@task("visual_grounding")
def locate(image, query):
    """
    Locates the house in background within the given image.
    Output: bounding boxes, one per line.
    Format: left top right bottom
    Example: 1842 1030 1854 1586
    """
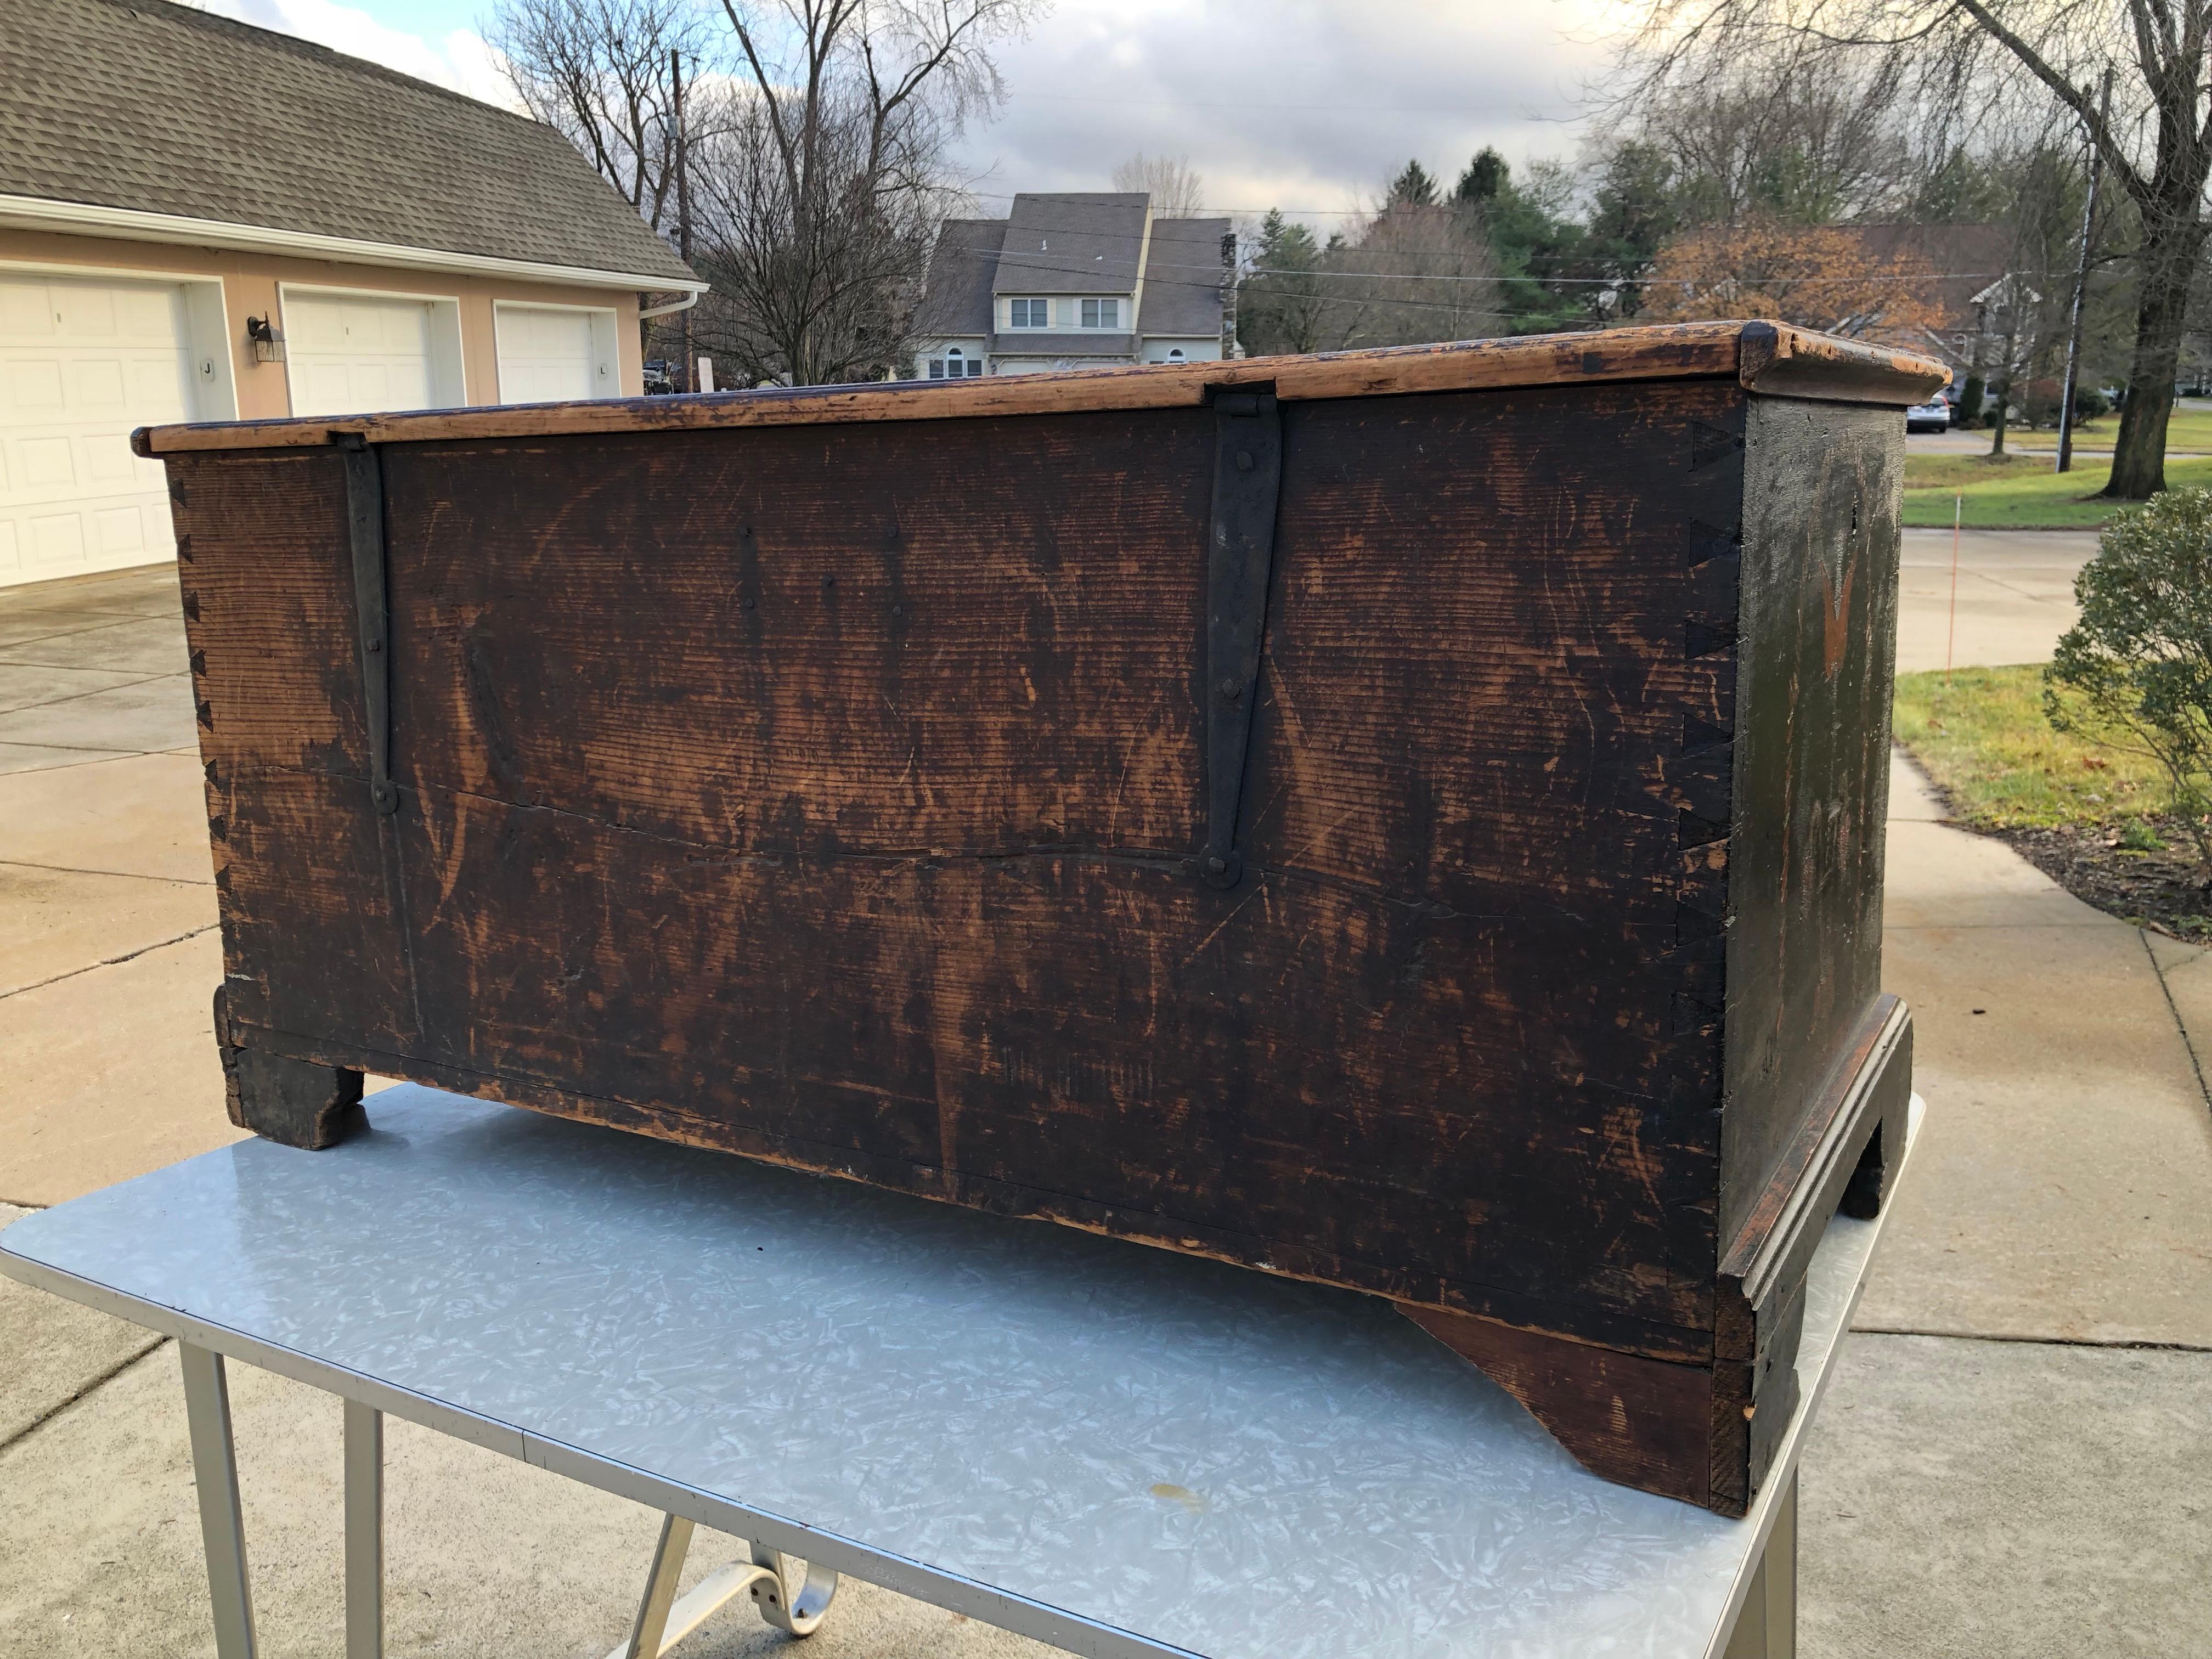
0 0 703 590
911 194 1234 379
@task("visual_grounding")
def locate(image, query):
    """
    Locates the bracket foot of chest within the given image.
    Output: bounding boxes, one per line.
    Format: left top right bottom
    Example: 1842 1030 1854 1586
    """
215 986 366 1150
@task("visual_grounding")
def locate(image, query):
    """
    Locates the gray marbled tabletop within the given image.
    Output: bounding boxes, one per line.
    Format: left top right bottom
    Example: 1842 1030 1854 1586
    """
0 1085 1916 1659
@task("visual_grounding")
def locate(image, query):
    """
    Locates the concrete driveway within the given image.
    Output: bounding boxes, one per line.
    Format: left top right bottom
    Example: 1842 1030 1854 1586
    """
2 552 2207 1657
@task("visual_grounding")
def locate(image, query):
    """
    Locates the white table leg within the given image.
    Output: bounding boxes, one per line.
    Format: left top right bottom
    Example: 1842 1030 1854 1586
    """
179 1342 257 1659
1722 1471 1798 1659
624 1513 696 1659
345 1399 383 1659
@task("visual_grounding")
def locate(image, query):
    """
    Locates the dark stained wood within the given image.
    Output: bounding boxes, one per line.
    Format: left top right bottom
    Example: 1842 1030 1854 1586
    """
213 985 364 1149
1398 1304 1722 1508
167 333 1921 1514
134 320 1948 457
1719 399 1904 1250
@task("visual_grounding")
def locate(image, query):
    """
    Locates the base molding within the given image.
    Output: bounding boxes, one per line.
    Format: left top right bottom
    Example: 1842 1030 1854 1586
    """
1398 996 1914 1514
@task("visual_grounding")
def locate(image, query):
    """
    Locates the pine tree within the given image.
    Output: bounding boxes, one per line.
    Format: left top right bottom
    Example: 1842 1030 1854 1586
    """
1385 160 1438 208
1454 148 1508 204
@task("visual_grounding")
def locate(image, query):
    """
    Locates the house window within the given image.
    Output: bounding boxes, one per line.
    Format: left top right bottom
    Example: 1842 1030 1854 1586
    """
928 358 945 378
1166 347 1185 362
1009 298 1048 328
1081 298 1121 329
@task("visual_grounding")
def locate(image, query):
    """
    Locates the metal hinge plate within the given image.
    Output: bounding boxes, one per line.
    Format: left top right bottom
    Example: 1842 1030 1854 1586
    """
1200 391 1283 888
337 433 398 815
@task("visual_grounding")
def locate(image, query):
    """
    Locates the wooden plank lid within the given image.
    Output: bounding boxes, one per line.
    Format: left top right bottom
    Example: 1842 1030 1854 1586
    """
134 319 1948 457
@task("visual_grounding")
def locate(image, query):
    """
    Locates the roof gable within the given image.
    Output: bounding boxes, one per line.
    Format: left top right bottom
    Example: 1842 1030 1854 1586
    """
992 194 1149 296
0 0 695 283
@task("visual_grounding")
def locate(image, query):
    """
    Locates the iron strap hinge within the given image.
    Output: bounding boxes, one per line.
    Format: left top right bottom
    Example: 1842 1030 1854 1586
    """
1200 391 1283 889
337 433 398 816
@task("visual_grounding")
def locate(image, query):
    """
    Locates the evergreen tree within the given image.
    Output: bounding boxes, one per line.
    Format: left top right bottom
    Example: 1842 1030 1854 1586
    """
1385 160 1439 208
1455 147 1509 204
1237 208 1330 356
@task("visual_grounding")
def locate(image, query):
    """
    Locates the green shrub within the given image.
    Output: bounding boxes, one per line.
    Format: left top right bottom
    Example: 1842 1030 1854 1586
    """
2047 487 2212 876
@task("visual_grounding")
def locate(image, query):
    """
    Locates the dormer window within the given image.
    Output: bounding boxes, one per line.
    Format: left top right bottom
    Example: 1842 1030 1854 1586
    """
1081 298 1121 328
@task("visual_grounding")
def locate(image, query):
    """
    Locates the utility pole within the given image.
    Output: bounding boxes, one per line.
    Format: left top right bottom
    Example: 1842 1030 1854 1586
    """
672 47 695 394
2057 70 2113 475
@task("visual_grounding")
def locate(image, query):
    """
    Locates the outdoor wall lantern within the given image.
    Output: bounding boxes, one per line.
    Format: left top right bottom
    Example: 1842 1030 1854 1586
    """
245 315 285 364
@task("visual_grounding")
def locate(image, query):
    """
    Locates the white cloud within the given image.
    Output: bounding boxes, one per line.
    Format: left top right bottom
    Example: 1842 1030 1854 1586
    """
185 0 1622 230
191 0 517 109
949 0 1621 229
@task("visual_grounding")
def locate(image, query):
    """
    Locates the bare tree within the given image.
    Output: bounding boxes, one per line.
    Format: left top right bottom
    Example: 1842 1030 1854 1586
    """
488 0 707 235
1620 47 1915 224
703 0 1037 385
689 83 953 385
1326 204 1503 348
1622 0 2212 499
1111 153 1205 216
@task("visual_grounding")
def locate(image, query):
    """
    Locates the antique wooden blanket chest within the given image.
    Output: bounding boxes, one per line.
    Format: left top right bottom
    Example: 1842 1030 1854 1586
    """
140 319 1943 1515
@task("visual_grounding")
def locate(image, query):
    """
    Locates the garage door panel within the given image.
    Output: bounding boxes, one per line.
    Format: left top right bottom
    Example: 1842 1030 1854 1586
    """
29 512 86 567
1 272 190 588
8 359 64 411
94 505 148 556
285 290 439 418
21 437 76 489
496 304 610 405
62 287 116 335
77 358 128 409
114 287 174 338
0 281 50 336
128 355 190 414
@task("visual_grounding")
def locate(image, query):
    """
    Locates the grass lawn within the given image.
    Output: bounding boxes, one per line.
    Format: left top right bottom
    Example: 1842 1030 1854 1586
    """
1893 664 2166 830
1894 664 2212 935
1900 453 2212 529
2059 406 2212 452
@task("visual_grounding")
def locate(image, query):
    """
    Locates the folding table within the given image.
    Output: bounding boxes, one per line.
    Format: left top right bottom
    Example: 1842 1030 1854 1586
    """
0 1085 1920 1658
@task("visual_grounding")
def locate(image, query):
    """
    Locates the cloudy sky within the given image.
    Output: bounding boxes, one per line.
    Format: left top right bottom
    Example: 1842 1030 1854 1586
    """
198 0 1623 227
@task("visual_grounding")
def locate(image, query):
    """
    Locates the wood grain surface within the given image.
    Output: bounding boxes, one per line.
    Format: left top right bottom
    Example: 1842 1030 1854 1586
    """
172 364 1911 1514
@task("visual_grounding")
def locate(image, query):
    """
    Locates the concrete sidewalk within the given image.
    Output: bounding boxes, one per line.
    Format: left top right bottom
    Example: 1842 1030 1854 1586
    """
1896 526 2096 675
3 553 2208 1657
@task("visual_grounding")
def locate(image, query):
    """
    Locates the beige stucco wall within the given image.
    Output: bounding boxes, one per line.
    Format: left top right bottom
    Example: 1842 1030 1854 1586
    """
0 225 649 414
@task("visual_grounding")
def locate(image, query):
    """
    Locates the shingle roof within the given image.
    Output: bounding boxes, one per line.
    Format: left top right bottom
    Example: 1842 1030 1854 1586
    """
989 333 1137 358
915 218 1004 336
1137 218 1232 337
991 194 1150 296
0 0 696 283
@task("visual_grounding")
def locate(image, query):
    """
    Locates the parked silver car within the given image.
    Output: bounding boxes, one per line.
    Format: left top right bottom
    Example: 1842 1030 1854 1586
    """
1905 396 1951 434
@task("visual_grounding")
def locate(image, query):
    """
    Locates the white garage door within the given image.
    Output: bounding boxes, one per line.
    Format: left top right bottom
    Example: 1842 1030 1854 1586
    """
496 304 614 404
0 272 193 588
285 290 437 417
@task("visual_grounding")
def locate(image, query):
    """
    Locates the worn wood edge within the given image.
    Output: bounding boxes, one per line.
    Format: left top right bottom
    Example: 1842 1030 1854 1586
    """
1395 1303 1723 1510
132 320 1939 456
218 1011 1714 1363
1738 320 1950 405
1717 994 1912 1306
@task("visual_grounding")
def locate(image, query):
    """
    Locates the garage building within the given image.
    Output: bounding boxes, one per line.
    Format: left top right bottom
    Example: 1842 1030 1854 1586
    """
0 0 704 590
